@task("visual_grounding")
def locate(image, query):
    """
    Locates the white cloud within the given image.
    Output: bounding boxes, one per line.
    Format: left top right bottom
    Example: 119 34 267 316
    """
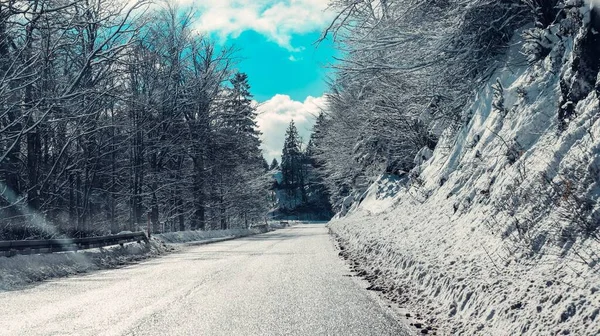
191 0 334 51
288 55 302 62
256 94 327 161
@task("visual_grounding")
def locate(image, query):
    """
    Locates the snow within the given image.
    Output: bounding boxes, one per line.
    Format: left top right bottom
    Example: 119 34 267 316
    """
266 220 297 229
0 224 406 336
0 226 275 292
156 226 270 244
0 240 168 292
329 30 600 335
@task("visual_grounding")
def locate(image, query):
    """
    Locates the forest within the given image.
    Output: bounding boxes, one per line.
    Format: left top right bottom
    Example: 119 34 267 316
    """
0 0 270 239
3 0 600 246
270 118 333 221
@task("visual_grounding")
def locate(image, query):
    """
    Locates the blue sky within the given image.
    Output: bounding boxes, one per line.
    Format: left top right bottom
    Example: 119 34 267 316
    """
186 0 337 161
230 30 334 103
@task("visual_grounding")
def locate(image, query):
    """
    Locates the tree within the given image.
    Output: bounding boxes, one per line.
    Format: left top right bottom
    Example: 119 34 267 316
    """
210 72 268 229
269 158 279 170
303 114 333 218
0 0 271 239
315 0 529 211
272 118 332 220
281 120 303 189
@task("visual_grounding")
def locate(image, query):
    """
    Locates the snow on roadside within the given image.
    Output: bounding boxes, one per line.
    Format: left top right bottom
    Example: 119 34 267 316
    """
156 226 270 244
329 30 600 335
0 225 274 292
0 240 167 292
331 187 600 335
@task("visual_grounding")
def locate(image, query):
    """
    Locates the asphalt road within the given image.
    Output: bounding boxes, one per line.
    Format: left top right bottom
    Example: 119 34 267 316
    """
0 223 408 336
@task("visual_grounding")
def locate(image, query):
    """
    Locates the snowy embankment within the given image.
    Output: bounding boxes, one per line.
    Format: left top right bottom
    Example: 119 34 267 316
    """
330 20 600 336
0 239 168 291
0 226 274 292
156 226 271 244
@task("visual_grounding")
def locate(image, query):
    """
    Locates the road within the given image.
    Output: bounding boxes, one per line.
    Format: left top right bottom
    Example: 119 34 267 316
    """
0 223 408 336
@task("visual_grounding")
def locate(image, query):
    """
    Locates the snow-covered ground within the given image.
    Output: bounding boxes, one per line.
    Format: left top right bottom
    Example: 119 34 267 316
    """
0 225 276 292
156 226 270 244
329 15 600 335
0 239 168 292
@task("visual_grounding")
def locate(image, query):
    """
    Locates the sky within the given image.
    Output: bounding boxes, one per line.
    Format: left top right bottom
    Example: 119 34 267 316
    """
189 0 337 162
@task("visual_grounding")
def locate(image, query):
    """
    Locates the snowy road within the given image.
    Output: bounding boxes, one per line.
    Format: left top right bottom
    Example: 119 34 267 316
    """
0 223 408 336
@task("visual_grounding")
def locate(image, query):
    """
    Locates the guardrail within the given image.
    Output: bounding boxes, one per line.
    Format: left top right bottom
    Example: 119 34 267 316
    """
0 232 149 257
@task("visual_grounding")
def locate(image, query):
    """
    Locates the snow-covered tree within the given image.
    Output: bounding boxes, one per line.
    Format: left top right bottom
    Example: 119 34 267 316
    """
0 0 271 239
314 0 530 210
273 119 332 219
281 120 303 191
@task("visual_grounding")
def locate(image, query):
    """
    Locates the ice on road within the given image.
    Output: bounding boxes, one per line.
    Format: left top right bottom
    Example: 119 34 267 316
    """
0 224 408 336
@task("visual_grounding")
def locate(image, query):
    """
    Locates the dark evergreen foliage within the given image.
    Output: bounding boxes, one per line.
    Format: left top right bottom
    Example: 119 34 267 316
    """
273 119 333 220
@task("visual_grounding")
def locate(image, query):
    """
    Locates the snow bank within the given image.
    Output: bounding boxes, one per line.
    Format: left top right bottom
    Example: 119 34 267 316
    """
0 240 167 291
0 226 275 292
330 27 600 335
156 226 270 244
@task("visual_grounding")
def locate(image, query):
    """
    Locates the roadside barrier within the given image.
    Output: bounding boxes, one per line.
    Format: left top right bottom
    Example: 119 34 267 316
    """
0 232 148 257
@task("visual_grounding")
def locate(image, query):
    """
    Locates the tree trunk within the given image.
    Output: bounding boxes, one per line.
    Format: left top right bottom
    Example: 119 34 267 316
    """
192 158 206 230
26 128 40 211
0 7 21 219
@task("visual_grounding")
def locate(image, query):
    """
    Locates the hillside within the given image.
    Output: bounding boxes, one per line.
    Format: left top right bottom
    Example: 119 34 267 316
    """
326 1 600 335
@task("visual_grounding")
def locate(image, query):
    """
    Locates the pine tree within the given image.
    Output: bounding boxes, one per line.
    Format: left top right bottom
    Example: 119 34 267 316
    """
306 112 327 165
272 118 333 219
269 158 279 170
226 72 262 162
304 113 334 218
211 72 269 229
281 120 303 189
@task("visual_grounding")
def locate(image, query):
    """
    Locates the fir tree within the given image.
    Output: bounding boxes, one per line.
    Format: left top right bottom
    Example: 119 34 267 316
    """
281 120 303 189
269 158 280 170
273 118 332 219
210 72 269 230
304 113 334 218
225 72 262 163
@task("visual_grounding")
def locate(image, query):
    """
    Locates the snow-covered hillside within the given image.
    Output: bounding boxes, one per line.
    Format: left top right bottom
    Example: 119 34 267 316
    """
330 3 600 335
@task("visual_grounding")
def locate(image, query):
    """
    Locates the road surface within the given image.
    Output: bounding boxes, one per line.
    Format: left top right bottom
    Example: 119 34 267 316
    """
0 223 408 336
